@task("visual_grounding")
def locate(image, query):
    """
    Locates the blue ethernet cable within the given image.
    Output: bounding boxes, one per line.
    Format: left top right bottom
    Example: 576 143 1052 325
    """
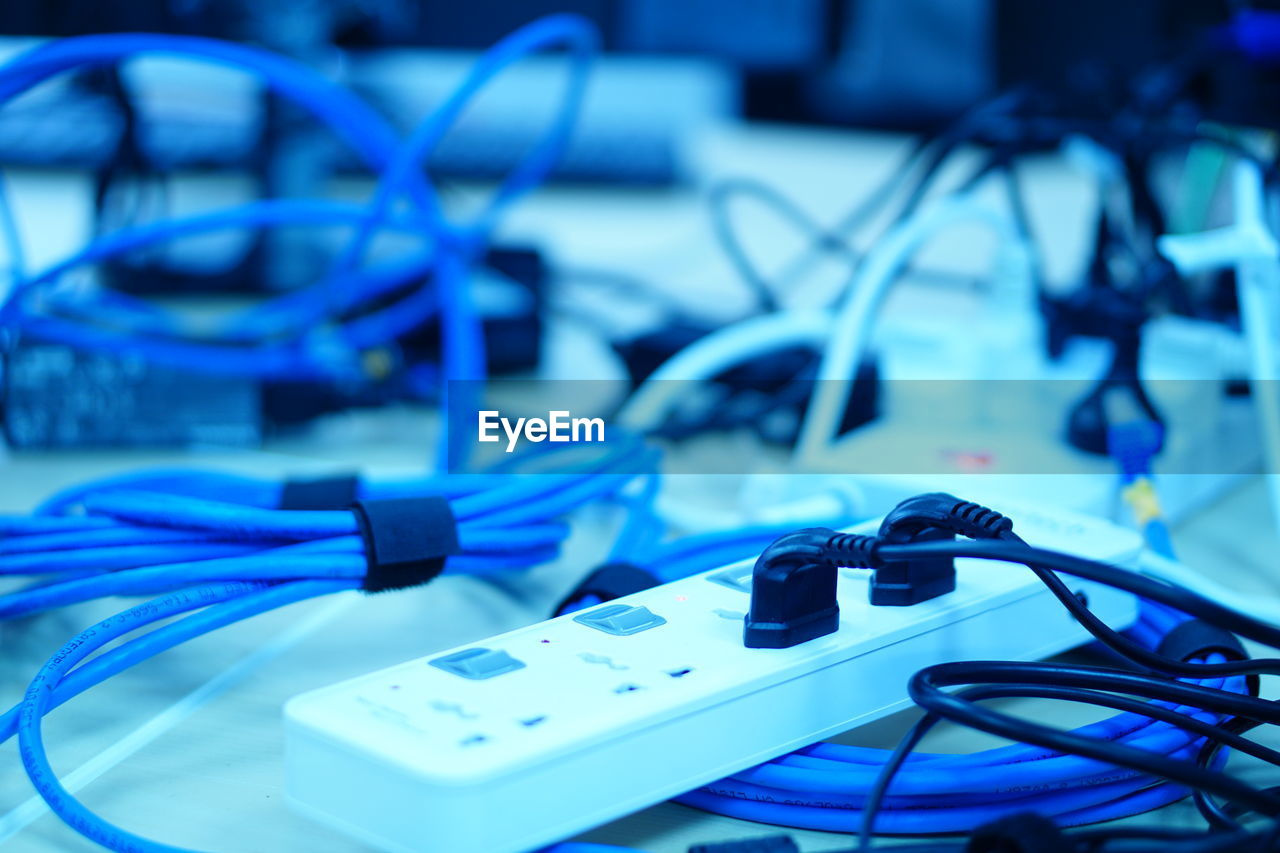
16 435 656 574
0 202 444 380
0 440 660 619
0 449 656 853
0 577 652 853
1 199 437 332
0 582 273 743
0 19 591 288
675 653 1240 834
0 34 421 200
321 14 596 439
0 18 598 409
1108 419 1177 561
13 580 360 853
0 45 446 369
337 12 597 269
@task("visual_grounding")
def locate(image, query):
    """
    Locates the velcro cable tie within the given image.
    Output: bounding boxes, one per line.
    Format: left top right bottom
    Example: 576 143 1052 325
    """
279 474 360 510
1157 618 1258 696
352 497 459 592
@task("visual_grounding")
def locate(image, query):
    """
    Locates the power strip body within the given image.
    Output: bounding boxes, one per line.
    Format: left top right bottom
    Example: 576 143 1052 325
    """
285 504 1141 853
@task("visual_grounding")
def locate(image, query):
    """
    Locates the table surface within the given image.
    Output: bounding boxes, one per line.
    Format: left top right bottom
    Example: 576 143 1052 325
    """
1 119 1278 853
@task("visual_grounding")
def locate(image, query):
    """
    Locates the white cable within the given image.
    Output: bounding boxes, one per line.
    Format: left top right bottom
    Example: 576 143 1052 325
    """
617 193 1034 447
795 192 1034 464
615 310 832 431
1157 159 1280 541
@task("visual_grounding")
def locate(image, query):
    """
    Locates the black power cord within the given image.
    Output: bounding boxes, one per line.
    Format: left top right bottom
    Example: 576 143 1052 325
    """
744 493 1280 853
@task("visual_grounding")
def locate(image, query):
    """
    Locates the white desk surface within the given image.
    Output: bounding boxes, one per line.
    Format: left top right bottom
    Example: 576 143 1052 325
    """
1 120 1277 852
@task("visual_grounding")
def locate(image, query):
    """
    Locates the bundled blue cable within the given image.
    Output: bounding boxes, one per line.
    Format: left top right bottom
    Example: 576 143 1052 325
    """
0 439 660 621
0 432 660 853
675 644 1241 835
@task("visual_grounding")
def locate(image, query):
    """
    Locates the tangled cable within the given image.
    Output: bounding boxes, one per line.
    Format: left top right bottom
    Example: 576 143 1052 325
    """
667 492 1280 852
0 16 596 409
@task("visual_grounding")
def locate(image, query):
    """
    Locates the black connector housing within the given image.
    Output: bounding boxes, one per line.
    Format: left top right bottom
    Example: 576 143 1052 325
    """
613 321 879 448
871 493 959 606
871 492 1014 606
743 529 841 649
742 493 1016 648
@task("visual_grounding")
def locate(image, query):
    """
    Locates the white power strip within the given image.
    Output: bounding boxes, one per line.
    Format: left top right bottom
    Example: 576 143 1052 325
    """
284 503 1141 853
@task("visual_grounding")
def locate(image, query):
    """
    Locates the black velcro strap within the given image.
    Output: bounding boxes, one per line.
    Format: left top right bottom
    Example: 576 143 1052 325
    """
352 497 459 592
1157 618 1258 696
279 474 360 510
554 562 661 616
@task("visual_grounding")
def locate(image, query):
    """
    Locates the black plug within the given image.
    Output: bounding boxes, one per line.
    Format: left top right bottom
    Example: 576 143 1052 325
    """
871 493 1015 606
743 529 839 649
743 529 878 649
742 493 1015 647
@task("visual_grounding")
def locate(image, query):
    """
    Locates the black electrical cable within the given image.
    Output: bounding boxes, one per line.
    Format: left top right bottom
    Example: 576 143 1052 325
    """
922 682 1280 765
704 87 1034 316
818 521 1280 851
875 539 1280 680
707 175 989 315
708 177 845 313
907 674 1280 820
907 662 1278 742
857 680 1280 853
890 88 1035 225
1193 716 1274 831
742 509 1280 850
908 528 1270 689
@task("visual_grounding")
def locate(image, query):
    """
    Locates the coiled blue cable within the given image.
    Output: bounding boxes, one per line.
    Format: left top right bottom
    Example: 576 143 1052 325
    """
0 573 657 852
0 438 658 853
13 580 359 853
0 439 659 620
675 652 1238 834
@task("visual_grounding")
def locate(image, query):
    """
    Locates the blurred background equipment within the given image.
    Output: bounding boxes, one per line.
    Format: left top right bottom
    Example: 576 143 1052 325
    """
5 5 1280 853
